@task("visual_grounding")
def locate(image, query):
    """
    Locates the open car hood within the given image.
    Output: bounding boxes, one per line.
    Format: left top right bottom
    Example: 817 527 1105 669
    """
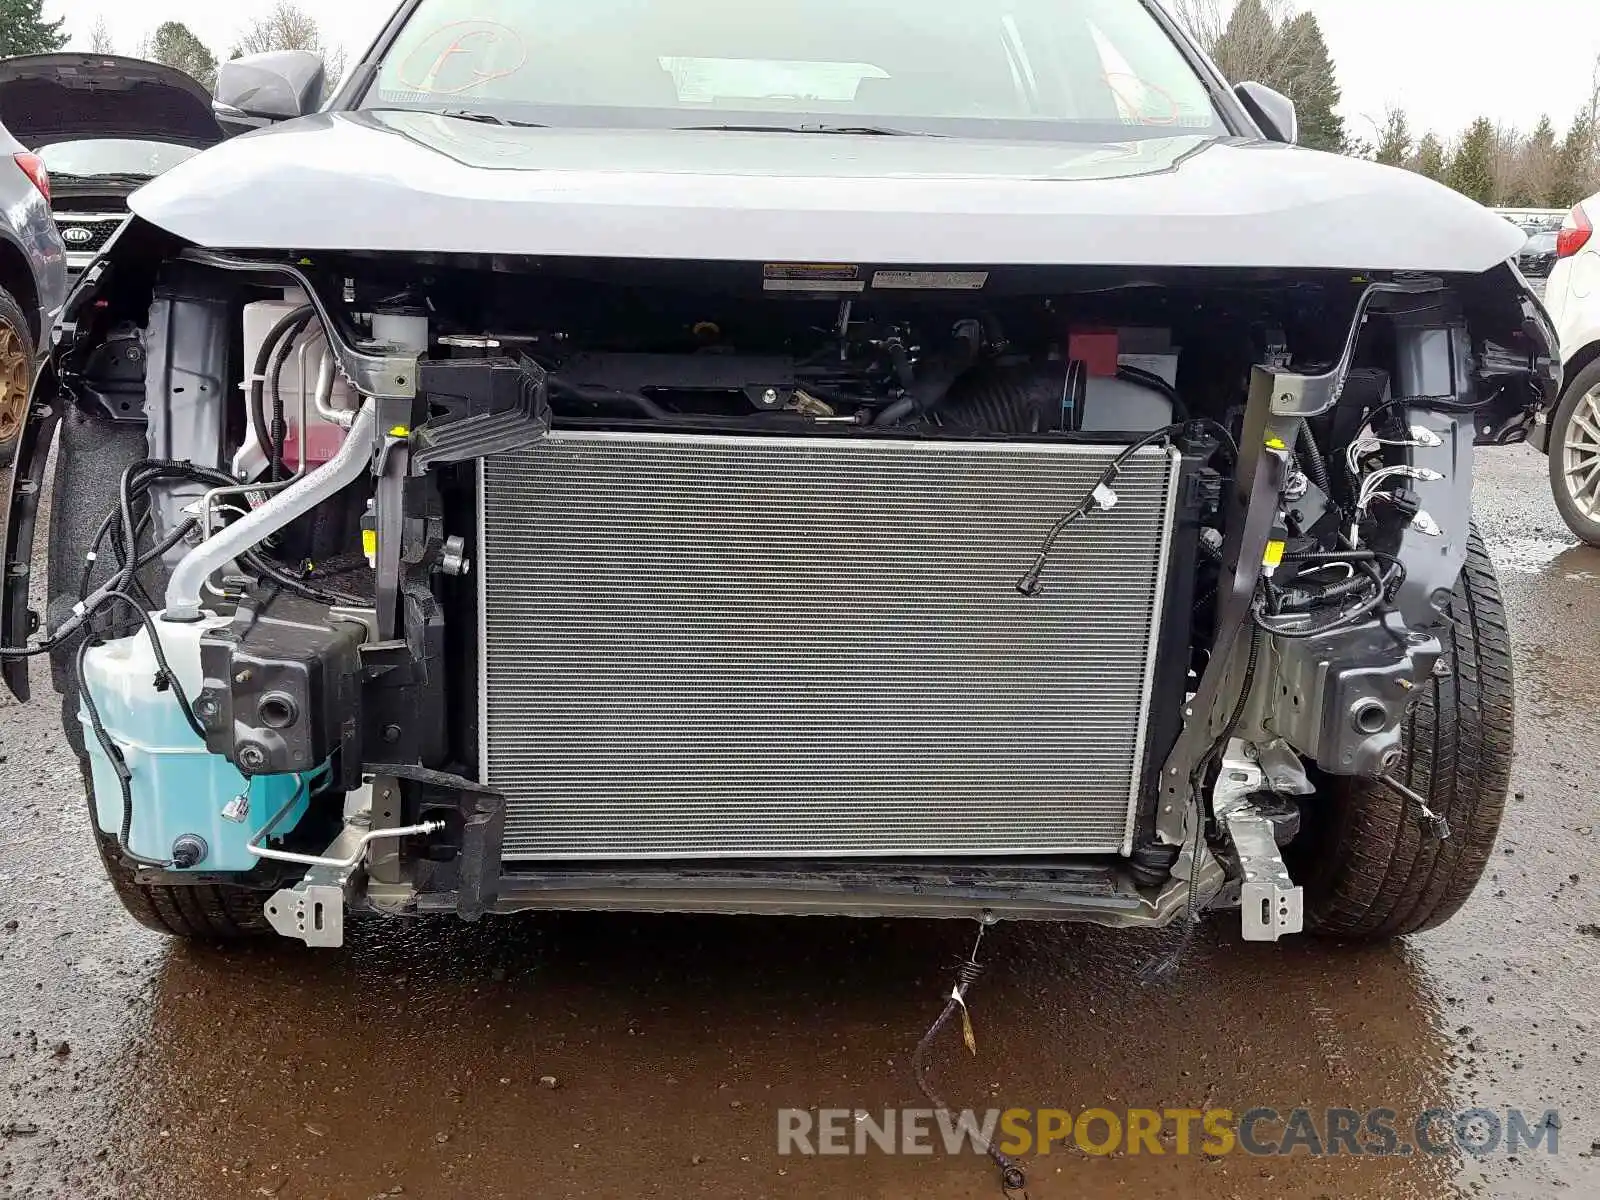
130 111 1525 273
0 54 223 149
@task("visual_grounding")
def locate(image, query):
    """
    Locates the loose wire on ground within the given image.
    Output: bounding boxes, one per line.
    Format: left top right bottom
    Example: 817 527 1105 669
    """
912 926 1028 1195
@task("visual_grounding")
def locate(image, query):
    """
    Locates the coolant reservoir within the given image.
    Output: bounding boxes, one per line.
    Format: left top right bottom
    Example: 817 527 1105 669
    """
235 292 361 478
79 615 307 872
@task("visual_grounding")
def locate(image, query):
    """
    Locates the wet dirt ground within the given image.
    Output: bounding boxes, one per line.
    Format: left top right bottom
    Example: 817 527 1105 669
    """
1 445 1597 1200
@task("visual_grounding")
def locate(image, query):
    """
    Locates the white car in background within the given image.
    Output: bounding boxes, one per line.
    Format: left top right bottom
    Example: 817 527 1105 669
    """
1542 199 1600 543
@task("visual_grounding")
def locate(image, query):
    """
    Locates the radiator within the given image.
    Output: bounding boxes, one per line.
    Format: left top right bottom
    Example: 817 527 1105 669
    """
478 431 1181 860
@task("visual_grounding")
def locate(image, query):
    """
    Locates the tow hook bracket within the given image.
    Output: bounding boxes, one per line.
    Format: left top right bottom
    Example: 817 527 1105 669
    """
265 883 345 947
1214 749 1305 943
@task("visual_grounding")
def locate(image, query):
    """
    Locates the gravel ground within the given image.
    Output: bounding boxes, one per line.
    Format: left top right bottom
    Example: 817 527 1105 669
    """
0 444 1596 1200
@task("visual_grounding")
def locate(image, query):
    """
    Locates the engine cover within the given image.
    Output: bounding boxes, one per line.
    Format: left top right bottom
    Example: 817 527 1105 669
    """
478 431 1183 860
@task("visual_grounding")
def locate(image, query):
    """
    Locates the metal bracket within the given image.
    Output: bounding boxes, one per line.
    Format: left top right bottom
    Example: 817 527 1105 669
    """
1213 746 1304 942
175 249 418 400
1266 278 1443 418
264 883 346 948
262 818 365 948
260 808 444 948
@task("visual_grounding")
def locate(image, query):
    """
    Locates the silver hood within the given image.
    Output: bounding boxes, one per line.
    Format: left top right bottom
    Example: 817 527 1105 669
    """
130 110 1522 272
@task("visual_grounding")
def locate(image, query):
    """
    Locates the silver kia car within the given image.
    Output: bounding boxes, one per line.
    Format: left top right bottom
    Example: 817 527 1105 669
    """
0 118 66 467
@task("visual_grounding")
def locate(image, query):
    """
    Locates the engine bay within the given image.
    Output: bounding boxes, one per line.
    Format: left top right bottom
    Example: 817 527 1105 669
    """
0 226 1558 941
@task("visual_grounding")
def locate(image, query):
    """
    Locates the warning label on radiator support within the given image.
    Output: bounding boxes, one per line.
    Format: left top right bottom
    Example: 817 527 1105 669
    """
762 262 866 293
871 270 990 290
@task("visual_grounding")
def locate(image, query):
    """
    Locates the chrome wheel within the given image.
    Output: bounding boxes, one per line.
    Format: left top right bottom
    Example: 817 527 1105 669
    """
0 323 26 449
1561 384 1600 520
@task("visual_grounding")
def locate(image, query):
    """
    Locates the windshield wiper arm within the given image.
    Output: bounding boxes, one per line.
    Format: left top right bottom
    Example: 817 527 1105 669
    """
679 123 943 137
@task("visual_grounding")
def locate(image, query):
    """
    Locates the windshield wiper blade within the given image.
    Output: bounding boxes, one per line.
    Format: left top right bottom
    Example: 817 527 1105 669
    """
436 108 546 128
365 106 547 128
50 171 153 187
679 123 942 137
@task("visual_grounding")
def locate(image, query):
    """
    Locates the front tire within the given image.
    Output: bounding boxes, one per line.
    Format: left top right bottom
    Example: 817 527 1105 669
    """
1293 528 1513 940
0 285 35 469
91 824 273 939
1548 357 1600 546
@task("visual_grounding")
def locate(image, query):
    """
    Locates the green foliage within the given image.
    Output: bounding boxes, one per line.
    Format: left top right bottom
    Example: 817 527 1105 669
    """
1445 118 1497 205
0 0 66 56
1412 132 1447 182
1550 110 1597 209
1208 2 1345 153
1374 110 1412 168
1276 13 1345 153
148 21 219 93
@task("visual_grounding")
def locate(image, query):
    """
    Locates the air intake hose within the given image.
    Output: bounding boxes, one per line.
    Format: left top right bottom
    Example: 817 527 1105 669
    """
929 362 1072 434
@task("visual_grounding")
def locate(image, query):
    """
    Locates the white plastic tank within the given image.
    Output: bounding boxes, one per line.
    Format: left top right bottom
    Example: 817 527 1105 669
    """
234 291 361 478
79 614 306 871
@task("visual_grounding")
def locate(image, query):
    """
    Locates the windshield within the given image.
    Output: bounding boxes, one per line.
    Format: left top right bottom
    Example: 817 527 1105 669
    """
365 0 1225 141
39 139 202 181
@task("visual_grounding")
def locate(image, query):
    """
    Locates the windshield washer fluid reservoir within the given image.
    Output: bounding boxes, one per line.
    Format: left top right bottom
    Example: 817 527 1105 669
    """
80 614 307 871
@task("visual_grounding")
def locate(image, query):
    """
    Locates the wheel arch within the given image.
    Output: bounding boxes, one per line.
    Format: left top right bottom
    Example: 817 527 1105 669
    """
0 231 40 345
1562 338 1600 401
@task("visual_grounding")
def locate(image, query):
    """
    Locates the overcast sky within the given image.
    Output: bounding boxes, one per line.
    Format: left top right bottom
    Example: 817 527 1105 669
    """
40 0 1600 143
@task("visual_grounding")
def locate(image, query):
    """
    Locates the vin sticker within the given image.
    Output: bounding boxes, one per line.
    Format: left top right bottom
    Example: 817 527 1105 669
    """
872 270 990 290
763 263 865 293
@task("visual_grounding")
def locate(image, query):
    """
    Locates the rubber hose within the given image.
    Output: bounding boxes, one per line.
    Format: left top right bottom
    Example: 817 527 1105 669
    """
248 304 315 478
267 313 315 481
930 364 1068 434
1116 363 1191 422
1295 417 1332 495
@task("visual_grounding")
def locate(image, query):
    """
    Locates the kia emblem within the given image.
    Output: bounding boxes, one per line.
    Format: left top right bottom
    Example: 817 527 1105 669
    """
61 226 94 245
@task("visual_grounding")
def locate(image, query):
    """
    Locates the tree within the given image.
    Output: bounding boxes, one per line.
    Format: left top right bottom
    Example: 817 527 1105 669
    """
1207 0 1282 83
1277 12 1344 153
88 15 115 54
147 21 219 93
1550 111 1597 209
231 0 333 58
229 1 346 98
1518 114 1559 208
1186 1 1346 153
1548 61 1600 209
1446 118 1497 205
1412 132 1447 183
1373 108 1412 168
0 0 67 56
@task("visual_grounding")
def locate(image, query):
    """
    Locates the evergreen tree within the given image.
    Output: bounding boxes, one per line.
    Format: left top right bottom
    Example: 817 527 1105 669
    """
0 0 67 56
1520 114 1559 205
1278 13 1345 153
1550 110 1598 209
1412 132 1447 182
1446 118 1497 205
1209 3 1347 153
147 21 219 93
1374 109 1412 167
1209 0 1279 85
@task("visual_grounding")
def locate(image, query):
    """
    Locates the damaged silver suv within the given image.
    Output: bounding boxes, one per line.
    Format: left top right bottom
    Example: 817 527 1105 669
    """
0 0 1558 951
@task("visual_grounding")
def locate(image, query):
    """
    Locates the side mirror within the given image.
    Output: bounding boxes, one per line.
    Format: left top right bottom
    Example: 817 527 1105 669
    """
214 51 326 128
1234 81 1298 145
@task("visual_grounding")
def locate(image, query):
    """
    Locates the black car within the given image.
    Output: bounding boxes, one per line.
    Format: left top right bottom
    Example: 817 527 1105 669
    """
1520 229 1559 277
0 55 224 274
